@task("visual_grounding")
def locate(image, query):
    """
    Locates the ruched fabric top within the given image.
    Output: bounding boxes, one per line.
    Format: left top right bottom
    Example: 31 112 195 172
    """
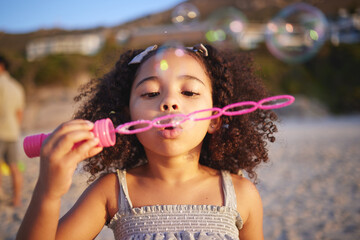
107 170 243 240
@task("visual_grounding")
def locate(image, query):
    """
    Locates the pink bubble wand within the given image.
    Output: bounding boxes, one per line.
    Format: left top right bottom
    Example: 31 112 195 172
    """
23 95 294 158
23 118 116 158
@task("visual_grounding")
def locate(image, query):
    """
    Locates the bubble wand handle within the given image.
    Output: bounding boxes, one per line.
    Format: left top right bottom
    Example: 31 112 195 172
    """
23 118 116 158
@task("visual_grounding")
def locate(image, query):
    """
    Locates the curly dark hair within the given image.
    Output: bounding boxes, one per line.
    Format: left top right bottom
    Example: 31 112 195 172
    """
74 44 278 182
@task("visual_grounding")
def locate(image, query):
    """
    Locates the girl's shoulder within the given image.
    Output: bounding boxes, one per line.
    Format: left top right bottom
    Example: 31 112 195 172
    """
92 171 119 192
229 172 262 224
229 172 258 196
89 172 120 221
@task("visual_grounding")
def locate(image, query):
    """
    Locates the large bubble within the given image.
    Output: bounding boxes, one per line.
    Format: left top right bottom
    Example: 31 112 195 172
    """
171 2 200 28
265 3 329 63
153 41 188 79
205 7 248 48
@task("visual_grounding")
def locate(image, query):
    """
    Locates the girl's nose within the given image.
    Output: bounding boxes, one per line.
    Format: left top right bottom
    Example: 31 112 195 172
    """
160 89 179 112
161 103 179 111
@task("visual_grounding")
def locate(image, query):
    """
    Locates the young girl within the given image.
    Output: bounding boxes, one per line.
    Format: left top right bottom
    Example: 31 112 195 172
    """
17 43 278 240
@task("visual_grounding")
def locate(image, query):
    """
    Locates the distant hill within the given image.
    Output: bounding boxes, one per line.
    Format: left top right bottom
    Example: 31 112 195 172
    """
0 0 358 54
1 0 359 115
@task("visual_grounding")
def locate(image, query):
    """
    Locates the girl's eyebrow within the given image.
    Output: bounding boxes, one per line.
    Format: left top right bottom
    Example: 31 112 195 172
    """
135 76 157 88
178 75 205 86
135 74 206 89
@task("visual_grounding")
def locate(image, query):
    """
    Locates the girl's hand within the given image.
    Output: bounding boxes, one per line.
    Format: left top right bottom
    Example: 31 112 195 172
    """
36 119 103 200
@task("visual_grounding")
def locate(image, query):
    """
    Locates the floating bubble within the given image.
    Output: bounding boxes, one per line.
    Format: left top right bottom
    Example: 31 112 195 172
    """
265 2 329 63
154 41 187 78
172 2 200 28
205 7 248 47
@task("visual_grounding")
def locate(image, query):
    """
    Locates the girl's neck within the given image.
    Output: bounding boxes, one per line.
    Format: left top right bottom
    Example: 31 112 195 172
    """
140 146 204 185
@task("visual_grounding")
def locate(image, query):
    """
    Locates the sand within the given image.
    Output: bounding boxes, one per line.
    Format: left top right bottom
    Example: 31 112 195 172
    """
258 116 360 240
0 88 359 240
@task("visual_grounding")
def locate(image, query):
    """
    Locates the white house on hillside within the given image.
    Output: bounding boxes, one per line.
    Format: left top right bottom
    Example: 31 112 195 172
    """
26 33 105 61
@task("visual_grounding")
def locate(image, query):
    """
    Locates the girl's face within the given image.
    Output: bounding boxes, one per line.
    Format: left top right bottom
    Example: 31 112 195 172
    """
129 49 215 158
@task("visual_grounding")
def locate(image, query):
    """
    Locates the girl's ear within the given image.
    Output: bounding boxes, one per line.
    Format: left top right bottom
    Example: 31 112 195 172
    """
208 118 222 134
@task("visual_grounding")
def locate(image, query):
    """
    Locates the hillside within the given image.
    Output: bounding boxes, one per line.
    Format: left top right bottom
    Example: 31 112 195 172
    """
0 0 358 53
0 0 359 114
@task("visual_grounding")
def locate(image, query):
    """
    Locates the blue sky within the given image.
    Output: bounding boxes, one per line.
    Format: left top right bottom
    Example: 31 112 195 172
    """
0 0 185 34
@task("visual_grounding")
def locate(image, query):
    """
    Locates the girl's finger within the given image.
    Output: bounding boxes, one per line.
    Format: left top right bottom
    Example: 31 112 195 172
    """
46 120 94 145
66 138 103 163
42 130 96 159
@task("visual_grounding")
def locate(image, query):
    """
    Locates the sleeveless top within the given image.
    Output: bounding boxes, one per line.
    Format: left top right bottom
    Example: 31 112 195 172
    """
107 170 243 240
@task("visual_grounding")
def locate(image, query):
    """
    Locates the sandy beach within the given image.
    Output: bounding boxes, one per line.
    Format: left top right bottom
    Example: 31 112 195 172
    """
258 116 360 240
0 88 359 240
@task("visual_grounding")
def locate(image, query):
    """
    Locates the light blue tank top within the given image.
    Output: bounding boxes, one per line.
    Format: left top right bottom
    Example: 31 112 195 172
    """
108 169 243 239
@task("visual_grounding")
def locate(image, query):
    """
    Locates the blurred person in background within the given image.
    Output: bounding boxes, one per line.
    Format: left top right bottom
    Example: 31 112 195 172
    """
0 55 25 207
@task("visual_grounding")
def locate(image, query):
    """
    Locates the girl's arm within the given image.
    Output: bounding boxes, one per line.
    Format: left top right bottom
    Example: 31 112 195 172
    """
233 176 264 240
56 173 119 239
16 120 104 240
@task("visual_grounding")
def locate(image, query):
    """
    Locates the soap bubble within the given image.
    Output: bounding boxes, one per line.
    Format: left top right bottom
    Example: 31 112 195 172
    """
205 7 248 47
154 41 187 78
172 2 200 28
265 2 329 63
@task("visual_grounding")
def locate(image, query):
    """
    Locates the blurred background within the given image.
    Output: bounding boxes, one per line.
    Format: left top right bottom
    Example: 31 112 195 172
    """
0 0 359 239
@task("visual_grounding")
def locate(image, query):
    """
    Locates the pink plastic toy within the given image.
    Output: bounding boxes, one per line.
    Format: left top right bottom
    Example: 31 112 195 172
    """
23 118 115 158
258 94 295 110
115 95 295 134
23 133 51 158
222 101 258 116
23 95 294 158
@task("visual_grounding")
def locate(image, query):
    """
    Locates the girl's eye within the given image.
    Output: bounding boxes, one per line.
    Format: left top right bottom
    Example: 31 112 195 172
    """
141 92 160 98
182 91 200 97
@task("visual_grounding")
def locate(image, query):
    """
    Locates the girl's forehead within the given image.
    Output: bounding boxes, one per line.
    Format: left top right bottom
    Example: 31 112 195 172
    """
136 49 208 77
